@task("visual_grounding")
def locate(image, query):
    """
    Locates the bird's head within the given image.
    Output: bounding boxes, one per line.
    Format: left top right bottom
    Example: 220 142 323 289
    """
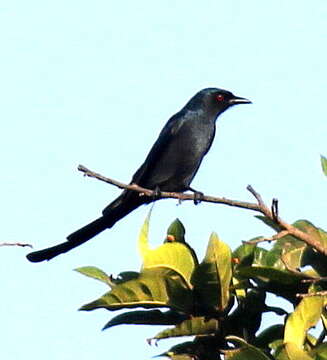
187 87 252 116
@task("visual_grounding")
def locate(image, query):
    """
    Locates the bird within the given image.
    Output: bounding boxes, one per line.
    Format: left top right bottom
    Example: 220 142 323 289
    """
27 88 251 262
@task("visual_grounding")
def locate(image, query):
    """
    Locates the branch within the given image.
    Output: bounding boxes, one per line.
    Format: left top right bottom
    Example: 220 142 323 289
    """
77 164 327 256
78 165 260 210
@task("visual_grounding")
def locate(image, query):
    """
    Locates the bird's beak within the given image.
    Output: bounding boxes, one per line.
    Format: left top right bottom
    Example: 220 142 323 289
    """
228 96 252 105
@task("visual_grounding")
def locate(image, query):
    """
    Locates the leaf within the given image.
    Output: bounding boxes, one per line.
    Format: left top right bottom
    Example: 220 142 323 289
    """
309 342 327 360
155 342 198 359
110 271 140 285
284 293 325 348
255 215 283 232
151 316 219 341
74 266 112 285
79 267 193 312
282 247 307 271
231 276 247 299
294 220 327 249
321 306 327 333
224 336 272 359
155 338 219 360
165 218 199 265
255 218 327 265
137 209 152 258
232 243 259 298
237 265 306 285
103 309 187 330
252 247 269 266
161 355 193 360
191 233 232 311
253 324 284 349
166 218 186 243
321 155 327 176
138 212 196 285
284 342 314 360
227 290 266 339
232 242 257 266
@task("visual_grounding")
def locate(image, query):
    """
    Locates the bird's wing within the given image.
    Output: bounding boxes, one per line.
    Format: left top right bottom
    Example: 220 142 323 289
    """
131 110 188 186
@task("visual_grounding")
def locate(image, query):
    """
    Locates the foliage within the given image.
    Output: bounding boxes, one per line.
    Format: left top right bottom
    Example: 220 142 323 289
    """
321 155 327 177
76 162 327 359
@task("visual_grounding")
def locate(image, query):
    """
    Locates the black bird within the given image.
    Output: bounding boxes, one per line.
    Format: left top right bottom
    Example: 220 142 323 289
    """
27 88 251 262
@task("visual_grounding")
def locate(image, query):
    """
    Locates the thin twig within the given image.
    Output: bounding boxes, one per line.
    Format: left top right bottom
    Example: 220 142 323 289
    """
0 242 33 248
244 230 290 245
77 164 327 256
296 291 327 298
302 277 327 283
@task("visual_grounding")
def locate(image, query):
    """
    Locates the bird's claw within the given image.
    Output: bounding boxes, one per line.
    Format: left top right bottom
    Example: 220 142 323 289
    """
193 191 204 205
187 186 204 205
152 186 162 200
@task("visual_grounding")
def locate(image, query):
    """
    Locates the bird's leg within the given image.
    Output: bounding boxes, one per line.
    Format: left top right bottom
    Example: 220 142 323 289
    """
187 186 204 205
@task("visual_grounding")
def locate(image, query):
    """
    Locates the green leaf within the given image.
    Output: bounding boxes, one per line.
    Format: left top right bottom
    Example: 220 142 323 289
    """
155 342 198 359
284 293 325 348
232 243 259 298
232 242 257 266
255 219 327 268
252 247 269 266
282 246 307 270
80 267 193 312
151 316 219 341
138 213 196 285
166 218 186 243
74 266 112 285
224 336 272 359
321 155 327 176
237 265 306 285
191 233 232 311
253 324 284 349
255 215 283 232
227 290 266 339
294 220 327 249
309 342 327 360
103 309 187 330
165 218 199 265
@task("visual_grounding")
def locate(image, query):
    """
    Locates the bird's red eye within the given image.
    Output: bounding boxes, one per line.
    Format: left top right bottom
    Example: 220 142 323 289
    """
216 94 224 102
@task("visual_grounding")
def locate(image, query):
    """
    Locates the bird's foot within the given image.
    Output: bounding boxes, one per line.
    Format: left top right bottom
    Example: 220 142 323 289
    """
188 187 204 205
152 186 162 200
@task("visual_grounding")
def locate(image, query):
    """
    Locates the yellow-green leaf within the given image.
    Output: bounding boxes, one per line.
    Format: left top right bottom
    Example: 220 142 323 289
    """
151 316 219 341
224 336 272 359
284 294 324 348
74 266 112 286
138 212 196 285
80 267 193 312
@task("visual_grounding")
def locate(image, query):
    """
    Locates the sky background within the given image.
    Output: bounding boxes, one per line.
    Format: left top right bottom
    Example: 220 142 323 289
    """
1 1 326 359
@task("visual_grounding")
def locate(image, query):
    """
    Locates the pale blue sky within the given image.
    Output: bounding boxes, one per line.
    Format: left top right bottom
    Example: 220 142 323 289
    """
1 1 326 359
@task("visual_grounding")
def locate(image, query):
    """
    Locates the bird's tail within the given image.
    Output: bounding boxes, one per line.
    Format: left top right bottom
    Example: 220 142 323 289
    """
26 216 108 262
26 191 147 263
